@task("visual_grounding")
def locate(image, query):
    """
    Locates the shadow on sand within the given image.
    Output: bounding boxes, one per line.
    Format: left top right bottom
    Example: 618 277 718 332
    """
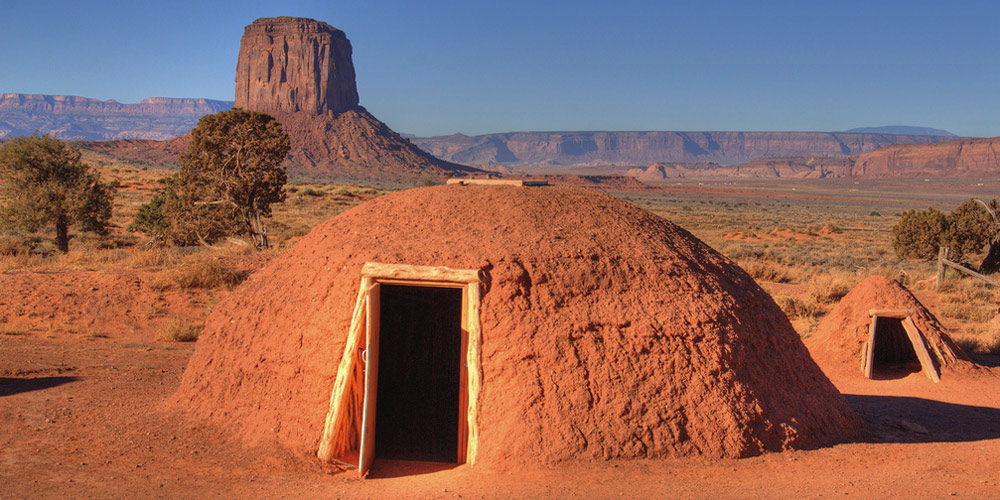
0 376 79 397
844 394 1000 444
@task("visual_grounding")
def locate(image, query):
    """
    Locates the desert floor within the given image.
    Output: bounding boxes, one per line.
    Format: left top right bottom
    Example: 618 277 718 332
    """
2 330 998 499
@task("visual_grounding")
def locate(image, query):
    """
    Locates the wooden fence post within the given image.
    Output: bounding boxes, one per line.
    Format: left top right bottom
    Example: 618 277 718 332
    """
936 246 948 289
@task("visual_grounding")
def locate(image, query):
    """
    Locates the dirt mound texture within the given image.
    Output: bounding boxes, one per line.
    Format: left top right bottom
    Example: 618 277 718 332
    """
811 276 971 370
172 185 859 467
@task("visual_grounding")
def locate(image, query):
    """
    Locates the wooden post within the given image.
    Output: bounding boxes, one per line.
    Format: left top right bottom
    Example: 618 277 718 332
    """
936 246 948 289
317 277 372 462
359 283 381 477
901 317 941 383
465 282 482 466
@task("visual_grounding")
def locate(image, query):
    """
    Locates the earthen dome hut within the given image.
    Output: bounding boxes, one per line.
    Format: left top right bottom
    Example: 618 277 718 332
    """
811 276 971 381
173 184 859 473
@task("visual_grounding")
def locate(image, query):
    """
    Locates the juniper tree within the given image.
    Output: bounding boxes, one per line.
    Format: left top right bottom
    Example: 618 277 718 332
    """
176 108 290 249
0 134 114 252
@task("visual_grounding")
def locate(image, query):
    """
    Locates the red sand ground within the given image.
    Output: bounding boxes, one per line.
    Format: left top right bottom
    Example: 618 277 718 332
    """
2 328 997 499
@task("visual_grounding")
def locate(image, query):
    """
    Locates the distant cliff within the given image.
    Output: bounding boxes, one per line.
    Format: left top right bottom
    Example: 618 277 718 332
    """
626 156 856 180
0 94 233 140
853 137 1000 177
409 131 955 167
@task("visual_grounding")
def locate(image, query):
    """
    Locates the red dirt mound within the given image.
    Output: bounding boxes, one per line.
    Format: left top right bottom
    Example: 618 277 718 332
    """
810 276 972 374
172 185 859 468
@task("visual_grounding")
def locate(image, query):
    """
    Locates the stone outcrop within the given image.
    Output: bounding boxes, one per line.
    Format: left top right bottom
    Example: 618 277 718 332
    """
410 131 955 167
852 137 1000 177
234 17 359 115
0 94 232 140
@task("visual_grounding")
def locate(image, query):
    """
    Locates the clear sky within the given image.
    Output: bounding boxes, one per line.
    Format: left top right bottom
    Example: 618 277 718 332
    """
1 0 998 137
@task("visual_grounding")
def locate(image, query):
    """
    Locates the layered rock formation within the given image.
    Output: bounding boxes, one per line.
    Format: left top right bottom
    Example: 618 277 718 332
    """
852 137 1000 177
233 17 478 183
410 131 954 167
235 18 358 115
625 157 854 180
0 94 232 140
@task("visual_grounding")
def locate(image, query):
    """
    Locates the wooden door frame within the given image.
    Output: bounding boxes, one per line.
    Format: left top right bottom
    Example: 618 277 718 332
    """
317 263 484 476
862 309 940 383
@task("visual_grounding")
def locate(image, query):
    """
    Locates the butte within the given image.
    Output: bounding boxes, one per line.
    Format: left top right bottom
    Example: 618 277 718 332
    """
234 16 479 183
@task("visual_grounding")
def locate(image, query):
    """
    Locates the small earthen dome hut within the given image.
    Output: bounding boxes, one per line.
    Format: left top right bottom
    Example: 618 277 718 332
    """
173 185 859 471
811 276 971 381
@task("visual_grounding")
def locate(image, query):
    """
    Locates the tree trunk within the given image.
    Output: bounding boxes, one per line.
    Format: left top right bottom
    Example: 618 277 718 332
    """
254 210 269 250
55 217 70 253
979 240 1000 275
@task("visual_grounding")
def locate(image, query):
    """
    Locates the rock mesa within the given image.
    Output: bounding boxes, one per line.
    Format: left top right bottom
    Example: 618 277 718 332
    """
235 17 358 115
853 137 1000 177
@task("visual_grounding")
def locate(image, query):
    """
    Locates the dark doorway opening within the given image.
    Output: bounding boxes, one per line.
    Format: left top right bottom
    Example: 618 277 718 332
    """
375 284 462 463
871 316 921 378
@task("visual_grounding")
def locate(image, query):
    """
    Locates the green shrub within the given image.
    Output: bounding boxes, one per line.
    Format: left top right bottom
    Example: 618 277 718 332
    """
944 199 994 260
891 207 948 260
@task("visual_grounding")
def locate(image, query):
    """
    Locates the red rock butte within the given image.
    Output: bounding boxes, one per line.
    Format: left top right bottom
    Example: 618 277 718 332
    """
172 185 860 470
231 16 478 183
235 17 358 115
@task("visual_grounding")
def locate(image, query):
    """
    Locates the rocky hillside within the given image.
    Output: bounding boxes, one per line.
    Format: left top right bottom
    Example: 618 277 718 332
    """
0 94 232 140
409 131 954 167
853 136 1000 177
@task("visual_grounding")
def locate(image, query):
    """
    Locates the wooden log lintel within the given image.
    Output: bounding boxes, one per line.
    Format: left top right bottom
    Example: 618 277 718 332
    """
361 262 481 283
868 309 910 318
446 178 549 187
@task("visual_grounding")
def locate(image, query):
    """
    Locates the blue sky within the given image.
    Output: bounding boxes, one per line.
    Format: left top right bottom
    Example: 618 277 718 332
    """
1 0 998 137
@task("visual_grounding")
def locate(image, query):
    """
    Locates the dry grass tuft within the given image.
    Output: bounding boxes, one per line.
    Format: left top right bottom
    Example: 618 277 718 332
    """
938 302 995 323
172 258 248 290
774 294 825 321
807 274 852 304
158 318 201 342
739 259 791 283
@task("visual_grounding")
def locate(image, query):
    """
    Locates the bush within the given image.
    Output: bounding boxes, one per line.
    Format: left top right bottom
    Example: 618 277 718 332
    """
891 199 998 262
944 199 993 260
891 207 948 260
